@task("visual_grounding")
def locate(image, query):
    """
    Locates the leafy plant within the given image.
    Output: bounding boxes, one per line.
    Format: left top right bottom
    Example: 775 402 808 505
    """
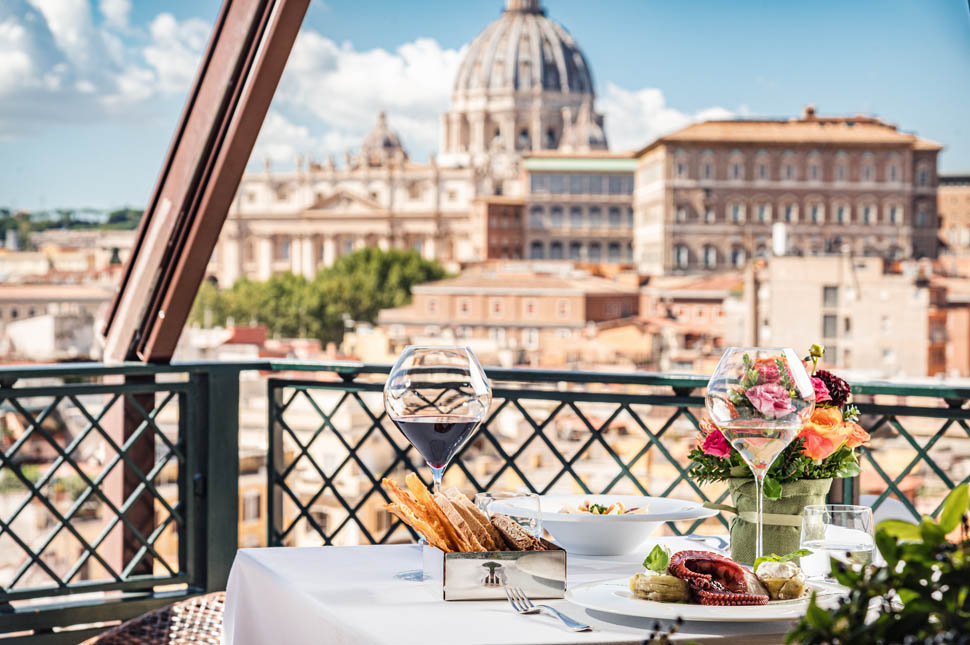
787 483 970 644
753 548 811 574
643 544 672 572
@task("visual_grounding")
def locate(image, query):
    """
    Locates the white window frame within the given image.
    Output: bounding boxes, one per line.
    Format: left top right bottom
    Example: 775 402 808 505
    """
674 244 690 269
703 245 717 269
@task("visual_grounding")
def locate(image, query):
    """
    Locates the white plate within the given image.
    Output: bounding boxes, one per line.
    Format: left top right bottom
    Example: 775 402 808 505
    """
566 577 847 623
490 495 718 556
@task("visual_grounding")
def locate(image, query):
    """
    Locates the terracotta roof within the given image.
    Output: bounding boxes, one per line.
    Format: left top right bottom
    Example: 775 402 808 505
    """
642 272 743 296
638 115 942 154
412 269 637 295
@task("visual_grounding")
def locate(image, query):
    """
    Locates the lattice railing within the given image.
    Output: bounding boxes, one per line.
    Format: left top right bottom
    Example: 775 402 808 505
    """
267 367 970 549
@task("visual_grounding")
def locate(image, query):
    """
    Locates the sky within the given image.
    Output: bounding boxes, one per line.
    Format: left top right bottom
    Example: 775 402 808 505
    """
0 0 968 211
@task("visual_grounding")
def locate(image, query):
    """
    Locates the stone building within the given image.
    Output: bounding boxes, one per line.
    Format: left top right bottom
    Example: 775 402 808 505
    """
375 263 638 366
208 0 609 286
634 106 942 275
939 174 970 254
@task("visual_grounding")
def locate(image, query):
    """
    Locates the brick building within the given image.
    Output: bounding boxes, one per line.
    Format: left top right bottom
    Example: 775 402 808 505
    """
634 106 942 275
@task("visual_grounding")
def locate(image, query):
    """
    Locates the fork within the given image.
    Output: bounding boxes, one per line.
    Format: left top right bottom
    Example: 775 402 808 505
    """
503 585 591 632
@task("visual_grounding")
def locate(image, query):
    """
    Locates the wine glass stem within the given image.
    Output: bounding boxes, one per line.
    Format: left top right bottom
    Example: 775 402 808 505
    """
753 470 765 562
430 466 444 493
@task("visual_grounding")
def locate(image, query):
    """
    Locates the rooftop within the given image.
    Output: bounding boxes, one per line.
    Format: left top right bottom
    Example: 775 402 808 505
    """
412 266 638 295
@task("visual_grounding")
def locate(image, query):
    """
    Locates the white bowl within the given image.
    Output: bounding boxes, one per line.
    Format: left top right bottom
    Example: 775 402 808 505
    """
491 494 718 556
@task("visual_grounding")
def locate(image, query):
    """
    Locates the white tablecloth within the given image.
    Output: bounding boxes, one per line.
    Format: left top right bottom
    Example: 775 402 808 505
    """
222 537 793 645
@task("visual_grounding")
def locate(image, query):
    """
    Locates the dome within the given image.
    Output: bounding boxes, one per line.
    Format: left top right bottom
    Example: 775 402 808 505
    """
453 0 594 96
360 111 407 165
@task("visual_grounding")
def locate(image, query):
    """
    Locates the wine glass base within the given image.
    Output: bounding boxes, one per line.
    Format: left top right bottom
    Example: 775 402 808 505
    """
394 569 429 582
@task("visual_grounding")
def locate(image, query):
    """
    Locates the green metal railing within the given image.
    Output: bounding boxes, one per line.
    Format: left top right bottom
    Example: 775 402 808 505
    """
1 359 968 642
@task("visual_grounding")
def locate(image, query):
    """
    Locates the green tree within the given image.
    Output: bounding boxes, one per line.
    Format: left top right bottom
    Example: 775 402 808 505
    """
187 247 446 343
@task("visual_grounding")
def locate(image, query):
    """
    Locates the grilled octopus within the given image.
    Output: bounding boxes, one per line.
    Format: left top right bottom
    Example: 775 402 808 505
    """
668 550 769 606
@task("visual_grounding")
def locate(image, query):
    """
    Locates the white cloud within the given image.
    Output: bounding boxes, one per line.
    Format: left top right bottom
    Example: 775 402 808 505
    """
26 0 97 68
598 82 734 151
142 13 210 94
99 0 130 31
0 19 34 93
270 32 463 161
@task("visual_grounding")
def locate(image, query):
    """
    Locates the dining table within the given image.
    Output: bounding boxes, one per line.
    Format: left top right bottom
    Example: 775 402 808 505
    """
222 535 799 645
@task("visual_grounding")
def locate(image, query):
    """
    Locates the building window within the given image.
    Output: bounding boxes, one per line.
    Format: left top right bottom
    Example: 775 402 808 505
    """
490 298 504 317
809 162 820 181
568 174 584 194
783 163 794 180
675 160 688 179
844 317 852 334
529 241 544 259
588 174 603 194
675 207 687 223
757 161 768 180
702 161 713 180
730 161 743 180
836 204 848 224
588 241 602 261
823 286 839 307
730 203 744 223
528 206 544 229
546 127 557 148
918 166 929 186
888 164 899 183
836 160 847 182
243 490 261 523
523 328 539 349
549 174 565 194
550 241 564 259
810 204 824 223
524 299 537 317
862 205 874 224
823 314 838 339
674 244 689 269
427 298 438 315
626 242 633 261
756 204 770 223
568 241 582 259
704 208 715 223
279 239 291 261
519 128 531 149
607 242 622 261
530 173 547 193
556 299 570 318
549 206 564 228
703 245 717 269
626 207 634 227
916 207 929 227
608 207 622 228
731 246 746 267
862 165 873 182
569 206 583 228
459 298 471 316
783 204 797 223
888 205 900 224
588 206 602 228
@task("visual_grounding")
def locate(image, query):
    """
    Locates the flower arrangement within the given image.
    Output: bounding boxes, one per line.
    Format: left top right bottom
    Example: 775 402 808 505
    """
690 344 870 499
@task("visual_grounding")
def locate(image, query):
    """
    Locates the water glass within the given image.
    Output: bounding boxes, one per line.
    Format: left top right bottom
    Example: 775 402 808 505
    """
799 504 874 578
474 491 542 540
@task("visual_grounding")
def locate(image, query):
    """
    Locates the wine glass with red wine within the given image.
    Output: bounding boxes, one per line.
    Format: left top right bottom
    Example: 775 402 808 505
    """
384 346 491 492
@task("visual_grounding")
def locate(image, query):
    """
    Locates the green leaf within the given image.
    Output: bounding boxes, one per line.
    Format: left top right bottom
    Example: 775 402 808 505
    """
804 596 834 629
938 483 969 534
874 529 898 566
877 519 922 541
642 544 671 573
763 477 782 500
919 517 946 545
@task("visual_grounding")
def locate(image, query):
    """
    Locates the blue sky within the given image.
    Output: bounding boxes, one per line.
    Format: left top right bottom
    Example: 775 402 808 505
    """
1 0 968 211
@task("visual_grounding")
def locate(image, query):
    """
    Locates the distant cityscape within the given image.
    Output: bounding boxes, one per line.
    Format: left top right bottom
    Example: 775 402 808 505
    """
1 0 969 589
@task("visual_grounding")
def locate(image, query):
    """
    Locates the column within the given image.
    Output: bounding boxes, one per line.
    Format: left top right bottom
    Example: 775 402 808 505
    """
322 236 336 267
377 236 390 251
289 235 302 275
256 236 273 281
502 114 515 153
300 237 315 278
220 237 240 287
470 112 485 153
423 236 437 261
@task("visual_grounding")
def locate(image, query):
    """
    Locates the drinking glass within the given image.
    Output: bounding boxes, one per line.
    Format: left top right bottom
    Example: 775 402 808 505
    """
705 347 815 562
474 491 542 540
799 504 875 578
384 346 491 492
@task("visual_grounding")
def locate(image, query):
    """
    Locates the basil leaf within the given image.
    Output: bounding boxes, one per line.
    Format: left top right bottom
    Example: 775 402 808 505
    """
642 544 671 572
763 477 782 500
754 548 812 572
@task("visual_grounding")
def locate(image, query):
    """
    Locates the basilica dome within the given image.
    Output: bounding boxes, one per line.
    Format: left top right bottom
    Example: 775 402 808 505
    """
441 0 606 164
359 111 407 166
453 0 594 96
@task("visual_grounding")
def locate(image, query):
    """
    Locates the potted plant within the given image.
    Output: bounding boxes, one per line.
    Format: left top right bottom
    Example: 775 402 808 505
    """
689 345 870 564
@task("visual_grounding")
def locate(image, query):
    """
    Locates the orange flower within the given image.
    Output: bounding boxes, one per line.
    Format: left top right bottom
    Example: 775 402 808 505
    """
844 421 870 449
798 427 836 460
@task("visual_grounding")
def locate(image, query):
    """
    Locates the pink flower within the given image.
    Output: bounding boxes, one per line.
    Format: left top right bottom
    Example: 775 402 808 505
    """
811 377 832 404
754 358 781 384
701 428 733 458
745 383 795 419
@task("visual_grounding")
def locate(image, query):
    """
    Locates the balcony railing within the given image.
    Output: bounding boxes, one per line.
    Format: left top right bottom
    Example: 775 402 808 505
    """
2 360 968 642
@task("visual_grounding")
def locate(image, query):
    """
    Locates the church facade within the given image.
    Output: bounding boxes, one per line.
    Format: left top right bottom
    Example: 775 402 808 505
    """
209 0 608 286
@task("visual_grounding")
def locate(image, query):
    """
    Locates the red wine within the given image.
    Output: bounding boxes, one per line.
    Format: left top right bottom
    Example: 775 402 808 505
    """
391 415 480 468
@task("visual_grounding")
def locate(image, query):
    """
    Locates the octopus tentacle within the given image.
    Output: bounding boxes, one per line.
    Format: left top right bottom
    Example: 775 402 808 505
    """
667 550 769 606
